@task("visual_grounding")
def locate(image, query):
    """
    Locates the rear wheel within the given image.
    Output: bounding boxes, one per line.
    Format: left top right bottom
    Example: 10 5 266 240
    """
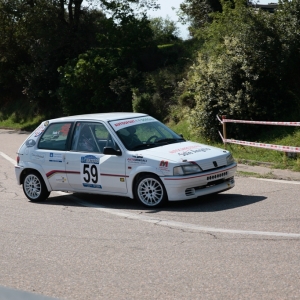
23 171 50 202
134 174 167 207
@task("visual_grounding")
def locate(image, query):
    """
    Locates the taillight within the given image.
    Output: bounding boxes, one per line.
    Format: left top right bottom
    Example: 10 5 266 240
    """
17 155 20 164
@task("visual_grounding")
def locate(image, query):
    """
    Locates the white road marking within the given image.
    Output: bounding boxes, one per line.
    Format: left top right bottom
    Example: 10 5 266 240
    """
58 192 300 238
2 152 300 238
0 151 16 165
250 177 300 184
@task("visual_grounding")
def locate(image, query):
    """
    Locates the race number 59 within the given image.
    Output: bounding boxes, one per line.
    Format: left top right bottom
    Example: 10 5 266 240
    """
81 163 102 189
83 164 98 183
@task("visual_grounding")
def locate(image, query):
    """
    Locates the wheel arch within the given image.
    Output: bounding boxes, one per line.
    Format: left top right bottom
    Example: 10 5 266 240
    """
131 171 169 201
20 167 51 192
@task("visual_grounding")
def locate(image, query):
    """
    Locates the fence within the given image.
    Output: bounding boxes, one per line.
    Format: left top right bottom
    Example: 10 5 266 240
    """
217 115 300 154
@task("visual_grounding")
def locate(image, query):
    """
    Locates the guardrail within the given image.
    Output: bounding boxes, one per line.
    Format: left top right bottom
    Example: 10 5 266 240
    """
217 115 300 154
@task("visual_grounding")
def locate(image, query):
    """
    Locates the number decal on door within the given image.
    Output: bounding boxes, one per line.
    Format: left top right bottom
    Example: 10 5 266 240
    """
80 155 102 189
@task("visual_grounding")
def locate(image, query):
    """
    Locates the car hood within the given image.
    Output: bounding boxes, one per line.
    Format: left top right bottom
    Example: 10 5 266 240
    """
140 141 230 171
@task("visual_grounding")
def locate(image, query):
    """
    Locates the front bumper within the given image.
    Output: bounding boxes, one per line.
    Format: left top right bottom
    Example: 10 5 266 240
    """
162 164 236 201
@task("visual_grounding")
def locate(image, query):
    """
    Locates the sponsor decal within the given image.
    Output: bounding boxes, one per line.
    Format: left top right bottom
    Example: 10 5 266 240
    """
81 155 100 164
49 152 63 163
55 175 67 183
31 153 45 161
159 160 170 172
110 117 155 131
170 145 201 154
25 139 36 147
34 123 47 137
127 157 147 164
159 160 168 168
171 146 211 157
83 183 102 188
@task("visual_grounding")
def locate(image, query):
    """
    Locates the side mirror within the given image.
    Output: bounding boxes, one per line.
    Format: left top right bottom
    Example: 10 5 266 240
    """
103 147 122 156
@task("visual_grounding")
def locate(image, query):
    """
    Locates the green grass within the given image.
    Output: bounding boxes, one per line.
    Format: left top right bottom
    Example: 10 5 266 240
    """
0 97 45 131
0 112 44 131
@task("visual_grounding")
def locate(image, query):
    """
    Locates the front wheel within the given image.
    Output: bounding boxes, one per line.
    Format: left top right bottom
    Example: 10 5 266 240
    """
134 174 167 207
23 171 50 202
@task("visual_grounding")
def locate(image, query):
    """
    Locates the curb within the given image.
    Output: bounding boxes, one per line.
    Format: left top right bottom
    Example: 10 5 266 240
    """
237 163 300 181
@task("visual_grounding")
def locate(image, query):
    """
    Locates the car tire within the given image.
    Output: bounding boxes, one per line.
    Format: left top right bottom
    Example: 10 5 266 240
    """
23 171 50 202
134 174 167 207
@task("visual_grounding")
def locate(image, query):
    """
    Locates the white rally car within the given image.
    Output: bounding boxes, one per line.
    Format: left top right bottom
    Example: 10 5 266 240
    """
15 113 236 207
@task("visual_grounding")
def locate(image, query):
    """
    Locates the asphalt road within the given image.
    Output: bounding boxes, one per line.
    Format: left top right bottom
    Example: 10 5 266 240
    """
0 129 300 300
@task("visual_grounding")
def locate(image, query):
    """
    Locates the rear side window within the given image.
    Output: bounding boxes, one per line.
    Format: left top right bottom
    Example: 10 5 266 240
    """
38 122 72 150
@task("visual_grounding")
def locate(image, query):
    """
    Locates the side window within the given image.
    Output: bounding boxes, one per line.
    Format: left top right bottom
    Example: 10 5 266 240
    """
71 122 117 153
38 123 72 150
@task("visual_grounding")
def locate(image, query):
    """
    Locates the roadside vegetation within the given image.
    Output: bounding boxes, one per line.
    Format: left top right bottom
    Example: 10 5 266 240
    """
1 0 300 171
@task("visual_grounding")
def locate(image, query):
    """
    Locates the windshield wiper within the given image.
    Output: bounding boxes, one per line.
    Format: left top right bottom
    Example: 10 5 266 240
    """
131 143 158 151
130 138 185 151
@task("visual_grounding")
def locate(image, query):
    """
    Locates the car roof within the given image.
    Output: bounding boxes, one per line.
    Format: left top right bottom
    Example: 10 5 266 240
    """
47 112 148 123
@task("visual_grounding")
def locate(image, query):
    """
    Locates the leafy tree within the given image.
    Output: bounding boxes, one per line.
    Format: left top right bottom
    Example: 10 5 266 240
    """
57 4 155 115
184 1 300 140
132 66 181 120
0 0 108 117
178 0 223 32
148 17 180 44
0 1 30 105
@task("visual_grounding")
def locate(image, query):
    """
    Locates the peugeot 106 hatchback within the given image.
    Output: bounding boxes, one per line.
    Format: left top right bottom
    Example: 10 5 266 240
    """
15 113 237 207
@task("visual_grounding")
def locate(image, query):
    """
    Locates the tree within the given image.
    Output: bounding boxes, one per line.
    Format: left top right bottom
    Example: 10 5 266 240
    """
0 0 117 117
148 17 180 44
178 0 223 32
183 1 300 140
57 4 156 115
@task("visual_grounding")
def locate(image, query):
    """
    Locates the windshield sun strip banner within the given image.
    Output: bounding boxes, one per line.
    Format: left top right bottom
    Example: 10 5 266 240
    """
109 116 155 131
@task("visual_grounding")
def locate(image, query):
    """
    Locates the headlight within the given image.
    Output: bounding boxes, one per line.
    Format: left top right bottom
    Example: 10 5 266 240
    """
226 154 235 165
173 163 202 175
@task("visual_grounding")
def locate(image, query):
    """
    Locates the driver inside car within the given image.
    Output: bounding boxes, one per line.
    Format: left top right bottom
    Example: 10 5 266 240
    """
118 126 141 150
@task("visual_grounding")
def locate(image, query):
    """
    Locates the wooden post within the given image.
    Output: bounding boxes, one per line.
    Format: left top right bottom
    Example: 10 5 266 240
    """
222 115 227 149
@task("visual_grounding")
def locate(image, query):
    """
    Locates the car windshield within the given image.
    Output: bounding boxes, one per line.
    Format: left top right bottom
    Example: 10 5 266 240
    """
111 119 185 151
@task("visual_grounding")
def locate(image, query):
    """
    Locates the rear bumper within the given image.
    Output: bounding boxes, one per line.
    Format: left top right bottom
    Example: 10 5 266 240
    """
15 165 23 185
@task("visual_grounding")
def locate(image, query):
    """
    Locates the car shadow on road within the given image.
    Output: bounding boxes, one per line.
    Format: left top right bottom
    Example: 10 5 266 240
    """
34 192 267 213
166 193 267 212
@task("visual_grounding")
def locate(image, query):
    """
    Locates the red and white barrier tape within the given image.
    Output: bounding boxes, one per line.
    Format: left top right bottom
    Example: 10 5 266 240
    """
227 139 300 152
217 115 300 126
218 132 300 152
217 115 223 124
218 130 225 142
